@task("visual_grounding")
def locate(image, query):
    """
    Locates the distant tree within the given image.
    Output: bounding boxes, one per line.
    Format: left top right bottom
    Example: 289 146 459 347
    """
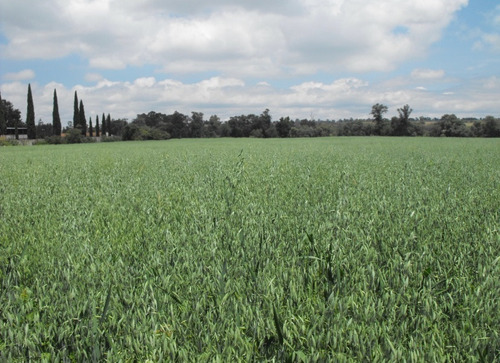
228 114 253 137
65 128 83 143
73 91 79 130
106 114 111 135
391 104 412 136
79 100 87 135
371 103 388 135
252 109 272 137
122 123 141 141
101 113 107 136
190 112 205 138
337 119 371 136
205 115 221 137
471 120 483 137
95 115 100 137
89 117 93 137
275 116 292 137
438 114 469 137
52 89 61 136
482 115 500 137
36 119 53 138
1 98 22 129
26 84 36 139
0 93 6 135
167 111 188 138
109 118 127 136
0 98 23 139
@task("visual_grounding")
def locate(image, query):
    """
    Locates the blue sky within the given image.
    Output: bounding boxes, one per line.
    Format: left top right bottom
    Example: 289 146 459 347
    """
0 0 499 125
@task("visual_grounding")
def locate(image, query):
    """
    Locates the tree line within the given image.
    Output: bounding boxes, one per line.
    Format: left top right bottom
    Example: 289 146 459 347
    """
0 85 112 143
1 85 499 144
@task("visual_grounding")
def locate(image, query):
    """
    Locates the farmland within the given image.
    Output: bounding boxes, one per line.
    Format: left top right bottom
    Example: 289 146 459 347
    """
0 137 499 361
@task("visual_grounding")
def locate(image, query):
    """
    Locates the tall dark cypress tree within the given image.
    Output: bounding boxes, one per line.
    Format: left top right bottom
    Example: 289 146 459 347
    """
106 114 111 136
89 117 93 137
73 91 79 129
26 84 36 139
79 100 87 135
52 89 62 136
95 114 100 137
0 92 6 136
101 112 106 136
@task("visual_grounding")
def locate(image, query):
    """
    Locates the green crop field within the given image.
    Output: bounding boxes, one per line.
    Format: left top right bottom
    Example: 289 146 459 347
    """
1 137 499 361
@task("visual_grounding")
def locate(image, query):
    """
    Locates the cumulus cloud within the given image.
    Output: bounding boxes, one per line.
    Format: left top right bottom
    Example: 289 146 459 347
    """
5 0 498 123
2 71 498 127
0 0 468 74
3 69 36 81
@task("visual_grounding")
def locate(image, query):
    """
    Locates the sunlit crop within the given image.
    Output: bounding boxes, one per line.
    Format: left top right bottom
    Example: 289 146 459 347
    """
1 137 499 361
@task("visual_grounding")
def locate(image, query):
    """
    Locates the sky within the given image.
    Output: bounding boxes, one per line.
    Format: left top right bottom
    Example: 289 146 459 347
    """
0 0 499 125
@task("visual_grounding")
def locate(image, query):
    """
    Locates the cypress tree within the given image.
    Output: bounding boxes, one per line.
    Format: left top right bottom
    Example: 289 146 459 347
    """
107 114 111 136
73 91 79 129
95 114 100 137
101 112 107 136
52 89 62 136
79 100 87 135
0 92 6 136
26 84 36 139
89 117 93 137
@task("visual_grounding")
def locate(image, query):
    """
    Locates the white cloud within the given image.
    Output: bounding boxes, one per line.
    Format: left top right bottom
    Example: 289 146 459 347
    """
479 33 500 52
0 0 468 74
411 69 445 79
85 73 103 82
3 69 36 81
3 70 498 127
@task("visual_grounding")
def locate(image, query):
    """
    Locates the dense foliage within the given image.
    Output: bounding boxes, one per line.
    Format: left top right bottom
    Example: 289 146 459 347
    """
1 90 499 143
1 138 499 361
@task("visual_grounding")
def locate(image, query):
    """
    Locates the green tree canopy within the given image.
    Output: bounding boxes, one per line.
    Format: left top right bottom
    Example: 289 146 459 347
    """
391 104 413 136
439 114 468 137
371 103 388 135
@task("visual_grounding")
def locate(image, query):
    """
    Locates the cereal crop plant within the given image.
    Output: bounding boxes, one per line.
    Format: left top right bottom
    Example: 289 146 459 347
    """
0 137 499 361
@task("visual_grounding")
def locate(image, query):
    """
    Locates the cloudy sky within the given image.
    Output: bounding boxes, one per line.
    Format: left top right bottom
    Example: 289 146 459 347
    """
1 0 499 124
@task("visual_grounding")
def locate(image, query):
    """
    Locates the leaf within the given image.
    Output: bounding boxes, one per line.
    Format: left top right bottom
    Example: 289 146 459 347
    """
272 304 284 346
99 285 112 326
